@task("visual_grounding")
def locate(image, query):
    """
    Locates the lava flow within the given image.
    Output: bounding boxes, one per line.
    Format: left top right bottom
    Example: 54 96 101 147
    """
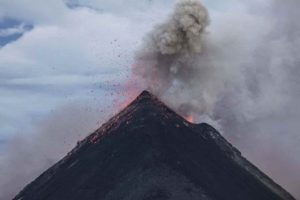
186 115 194 123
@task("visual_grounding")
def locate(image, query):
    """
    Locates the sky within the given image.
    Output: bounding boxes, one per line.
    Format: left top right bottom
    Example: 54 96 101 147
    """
0 0 242 141
0 0 149 140
0 1 173 198
0 0 300 199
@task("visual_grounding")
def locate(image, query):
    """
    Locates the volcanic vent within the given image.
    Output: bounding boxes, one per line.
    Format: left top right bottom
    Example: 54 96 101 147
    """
13 91 295 200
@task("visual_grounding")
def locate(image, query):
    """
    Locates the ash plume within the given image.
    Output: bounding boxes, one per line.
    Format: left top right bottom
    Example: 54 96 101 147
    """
134 0 225 118
133 0 300 198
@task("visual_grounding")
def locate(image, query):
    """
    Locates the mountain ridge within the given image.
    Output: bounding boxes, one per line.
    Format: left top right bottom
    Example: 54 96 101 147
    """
13 90 295 200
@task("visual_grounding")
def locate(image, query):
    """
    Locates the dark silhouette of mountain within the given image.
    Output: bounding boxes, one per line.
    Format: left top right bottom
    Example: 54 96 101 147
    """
13 91 295 200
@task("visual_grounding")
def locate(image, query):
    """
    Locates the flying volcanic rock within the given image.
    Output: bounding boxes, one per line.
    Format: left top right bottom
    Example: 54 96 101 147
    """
13 91 295 200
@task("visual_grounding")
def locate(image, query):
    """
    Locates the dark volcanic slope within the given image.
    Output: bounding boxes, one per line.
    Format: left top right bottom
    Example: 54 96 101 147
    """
13 91 295 200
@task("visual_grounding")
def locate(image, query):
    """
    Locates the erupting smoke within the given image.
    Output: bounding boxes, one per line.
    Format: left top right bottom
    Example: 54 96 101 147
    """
133 0 300 198
138 0 209 59
134 0 225 119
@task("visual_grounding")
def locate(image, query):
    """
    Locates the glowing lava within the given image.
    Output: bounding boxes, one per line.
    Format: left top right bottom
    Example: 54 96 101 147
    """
186 115 194 123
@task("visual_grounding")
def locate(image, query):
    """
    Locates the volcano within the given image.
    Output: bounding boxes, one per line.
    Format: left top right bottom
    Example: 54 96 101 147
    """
13 91 295 200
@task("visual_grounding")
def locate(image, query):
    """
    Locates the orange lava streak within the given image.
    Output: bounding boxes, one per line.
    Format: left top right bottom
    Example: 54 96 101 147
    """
186 115 194 123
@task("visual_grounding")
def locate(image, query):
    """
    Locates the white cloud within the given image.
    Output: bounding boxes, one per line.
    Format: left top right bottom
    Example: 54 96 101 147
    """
0 24 28 37
0 0 68 24
0 7 161 78
0 0 170 140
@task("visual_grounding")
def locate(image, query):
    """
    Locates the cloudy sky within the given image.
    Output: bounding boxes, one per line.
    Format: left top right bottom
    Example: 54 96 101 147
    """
0 0 300 199
0 0 159 141
0 0 235 144
0 0 255 141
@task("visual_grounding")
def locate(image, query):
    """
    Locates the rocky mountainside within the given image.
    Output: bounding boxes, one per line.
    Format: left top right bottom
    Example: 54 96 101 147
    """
13 91 295 200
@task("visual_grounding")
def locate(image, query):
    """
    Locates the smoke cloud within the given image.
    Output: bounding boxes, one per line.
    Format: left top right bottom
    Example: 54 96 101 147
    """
133 0 300 198
134 0 226 118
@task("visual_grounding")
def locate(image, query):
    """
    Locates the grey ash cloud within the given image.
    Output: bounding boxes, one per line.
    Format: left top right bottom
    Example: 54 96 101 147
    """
133 0 300 197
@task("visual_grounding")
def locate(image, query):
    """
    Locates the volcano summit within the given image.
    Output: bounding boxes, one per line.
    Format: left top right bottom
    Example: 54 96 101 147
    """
13 91 295 200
